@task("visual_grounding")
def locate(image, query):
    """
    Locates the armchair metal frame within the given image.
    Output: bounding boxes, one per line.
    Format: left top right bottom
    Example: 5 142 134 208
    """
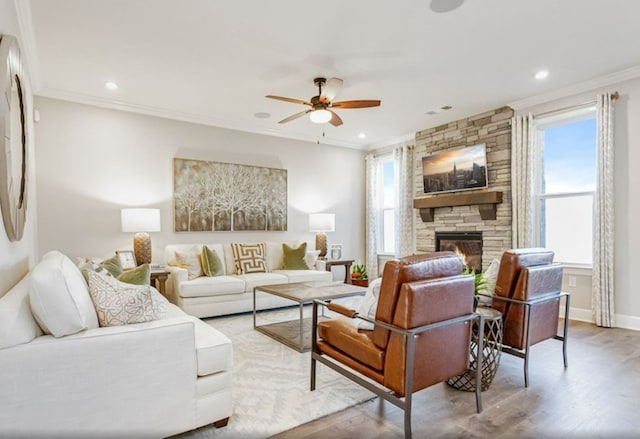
310 299 484 439
480 290 570 387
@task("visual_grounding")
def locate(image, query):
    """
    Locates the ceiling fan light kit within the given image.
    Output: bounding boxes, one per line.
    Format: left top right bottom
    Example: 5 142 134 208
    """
266 76 380 127
309 109 332 124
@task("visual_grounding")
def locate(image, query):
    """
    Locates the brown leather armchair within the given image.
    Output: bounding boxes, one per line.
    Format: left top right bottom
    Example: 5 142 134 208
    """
487 248 570 387
310 252 483 439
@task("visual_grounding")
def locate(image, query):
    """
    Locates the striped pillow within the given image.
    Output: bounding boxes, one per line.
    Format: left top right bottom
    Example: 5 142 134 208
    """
231 243 267 274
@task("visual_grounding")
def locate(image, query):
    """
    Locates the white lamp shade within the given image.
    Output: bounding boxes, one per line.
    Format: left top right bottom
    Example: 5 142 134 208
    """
309 109 332 124
121 208 161 233
309 213 335 232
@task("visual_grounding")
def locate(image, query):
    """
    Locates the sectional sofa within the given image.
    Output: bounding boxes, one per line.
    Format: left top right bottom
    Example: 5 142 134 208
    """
0 250 233 437
164 241 333 318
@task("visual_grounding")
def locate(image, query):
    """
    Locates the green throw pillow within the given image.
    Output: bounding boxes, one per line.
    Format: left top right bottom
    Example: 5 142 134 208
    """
282 242 309 270
101 254 123 277
117 263 151 285
201 245 224 277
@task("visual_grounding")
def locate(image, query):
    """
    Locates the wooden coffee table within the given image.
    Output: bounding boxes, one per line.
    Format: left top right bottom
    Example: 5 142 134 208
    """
253 281 366 352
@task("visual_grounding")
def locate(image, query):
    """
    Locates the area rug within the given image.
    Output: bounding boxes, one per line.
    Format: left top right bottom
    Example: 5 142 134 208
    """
192 302 375 438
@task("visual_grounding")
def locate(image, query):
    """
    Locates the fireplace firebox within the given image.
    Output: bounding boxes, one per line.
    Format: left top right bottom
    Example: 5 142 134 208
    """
435 231 483 272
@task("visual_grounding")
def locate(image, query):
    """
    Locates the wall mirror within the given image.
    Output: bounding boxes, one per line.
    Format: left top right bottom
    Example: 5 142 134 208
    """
0 34 29 242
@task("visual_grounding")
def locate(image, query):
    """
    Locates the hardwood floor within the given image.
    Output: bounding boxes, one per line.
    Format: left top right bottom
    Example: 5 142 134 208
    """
273 320 640 438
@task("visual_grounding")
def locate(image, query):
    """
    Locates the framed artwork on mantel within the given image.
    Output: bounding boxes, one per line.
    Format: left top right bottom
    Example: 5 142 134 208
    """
173 158 288 232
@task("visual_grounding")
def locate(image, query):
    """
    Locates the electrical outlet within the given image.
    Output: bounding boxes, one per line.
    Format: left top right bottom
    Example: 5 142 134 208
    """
568 276 577 287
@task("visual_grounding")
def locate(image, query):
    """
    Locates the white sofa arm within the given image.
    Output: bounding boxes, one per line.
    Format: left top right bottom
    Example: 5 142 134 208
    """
166 265 188 305
0 318 198 437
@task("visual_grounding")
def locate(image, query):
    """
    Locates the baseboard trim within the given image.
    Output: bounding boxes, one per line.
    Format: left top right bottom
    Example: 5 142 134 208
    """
562 306 640 331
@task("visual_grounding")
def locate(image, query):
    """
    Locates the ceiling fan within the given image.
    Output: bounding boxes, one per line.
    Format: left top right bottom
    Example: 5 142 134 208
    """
266 77 381 127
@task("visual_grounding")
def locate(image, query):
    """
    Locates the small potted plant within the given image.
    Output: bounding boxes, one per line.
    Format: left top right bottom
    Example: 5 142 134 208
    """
351 263 368 287
462 266 487 310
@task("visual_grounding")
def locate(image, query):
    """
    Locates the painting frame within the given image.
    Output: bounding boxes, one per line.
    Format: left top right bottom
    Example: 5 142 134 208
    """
173 158 288 232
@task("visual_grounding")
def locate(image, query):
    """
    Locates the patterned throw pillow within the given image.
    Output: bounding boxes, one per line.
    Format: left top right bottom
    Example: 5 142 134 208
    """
201 245 224 277
86 270 167 327
79 260 151 286
230 243 267 274
282 242 309 270
173 250 204 280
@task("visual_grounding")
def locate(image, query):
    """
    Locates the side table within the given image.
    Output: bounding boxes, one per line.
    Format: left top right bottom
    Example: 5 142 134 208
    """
150 269 170 298
323 259 354 284
447 306 502 392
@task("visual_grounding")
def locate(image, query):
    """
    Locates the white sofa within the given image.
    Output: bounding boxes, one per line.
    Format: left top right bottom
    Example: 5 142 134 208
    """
164 242 333 318
0 251 233 437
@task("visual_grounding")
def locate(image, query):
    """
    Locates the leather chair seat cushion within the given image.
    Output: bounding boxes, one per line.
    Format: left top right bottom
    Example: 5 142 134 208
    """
317 319 385 371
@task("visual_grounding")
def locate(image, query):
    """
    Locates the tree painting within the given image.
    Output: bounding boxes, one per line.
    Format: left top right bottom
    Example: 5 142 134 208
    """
174 158 287 232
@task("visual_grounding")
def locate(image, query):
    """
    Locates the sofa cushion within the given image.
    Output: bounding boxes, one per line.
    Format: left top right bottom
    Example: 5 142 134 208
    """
282 242 309 270
86 271 167 327
188 316 233 376
237 272 289 292
174 250 204 280
179 275 246 298
0 275 43 349
272 269 332 284
231 243 267 274
201 245 224 277
29 250 99 337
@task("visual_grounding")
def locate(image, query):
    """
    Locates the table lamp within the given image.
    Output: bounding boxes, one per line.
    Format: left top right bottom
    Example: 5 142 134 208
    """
309 213 335 260
121 208 161 265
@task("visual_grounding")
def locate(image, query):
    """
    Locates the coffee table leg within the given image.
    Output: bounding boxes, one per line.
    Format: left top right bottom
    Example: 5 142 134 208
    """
299 302 304 352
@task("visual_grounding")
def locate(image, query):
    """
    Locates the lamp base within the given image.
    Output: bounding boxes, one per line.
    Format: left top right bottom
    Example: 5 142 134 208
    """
133 232 152 265
316 232 327 260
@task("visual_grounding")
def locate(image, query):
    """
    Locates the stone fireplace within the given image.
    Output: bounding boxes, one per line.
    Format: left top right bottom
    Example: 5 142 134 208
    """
413 106 514 271
435 231 483 272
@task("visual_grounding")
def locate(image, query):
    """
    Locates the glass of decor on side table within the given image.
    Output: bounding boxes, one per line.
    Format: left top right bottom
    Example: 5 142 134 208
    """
351 263 368 287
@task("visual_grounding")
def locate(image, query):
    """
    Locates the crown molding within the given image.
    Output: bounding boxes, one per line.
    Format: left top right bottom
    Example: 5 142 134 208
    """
36 88 363 149
508 65 640 110
14 0 42 92
366 132 416 152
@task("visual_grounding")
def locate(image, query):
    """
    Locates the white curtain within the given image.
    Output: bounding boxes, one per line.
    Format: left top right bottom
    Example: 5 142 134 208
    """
365 153 379 279
394 143 415 257
592 93 616 327
511 114 536 249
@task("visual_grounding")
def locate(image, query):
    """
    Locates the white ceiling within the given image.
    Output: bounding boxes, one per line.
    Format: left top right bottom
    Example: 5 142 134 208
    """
21 0 640 149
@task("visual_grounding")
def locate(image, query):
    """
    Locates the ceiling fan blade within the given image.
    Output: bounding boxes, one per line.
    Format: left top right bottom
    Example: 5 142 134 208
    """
278 109 312 124
328 110 343 127
320 77 344 103
331 99 381 109
266 95 312 106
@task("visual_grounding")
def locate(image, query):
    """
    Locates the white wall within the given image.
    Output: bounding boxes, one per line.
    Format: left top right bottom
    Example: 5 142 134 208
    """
34 98 366 270
0 0 38 296
516 76 640 329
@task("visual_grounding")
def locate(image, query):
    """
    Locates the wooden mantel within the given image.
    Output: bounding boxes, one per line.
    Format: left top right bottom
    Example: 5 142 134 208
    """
413 191 503 222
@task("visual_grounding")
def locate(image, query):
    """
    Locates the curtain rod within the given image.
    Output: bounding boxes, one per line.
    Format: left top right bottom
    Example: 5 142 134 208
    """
533 91 619 119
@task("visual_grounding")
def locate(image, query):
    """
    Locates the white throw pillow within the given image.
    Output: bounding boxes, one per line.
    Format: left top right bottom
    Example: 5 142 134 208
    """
305 250 321 269
86 271 167 327
357 278 382 330
483 258 501 295
0 275 43 349
173 250 204 280
29 250 99 337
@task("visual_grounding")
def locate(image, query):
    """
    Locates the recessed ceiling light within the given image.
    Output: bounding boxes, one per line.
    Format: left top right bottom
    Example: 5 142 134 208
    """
430 0 465 13
535 70 549 80
104 81 118 90
358 133 366 139
254 112 271 119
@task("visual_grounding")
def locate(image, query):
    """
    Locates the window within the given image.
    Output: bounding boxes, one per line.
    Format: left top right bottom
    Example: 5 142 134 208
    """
535 107 596 266
377 155 396 254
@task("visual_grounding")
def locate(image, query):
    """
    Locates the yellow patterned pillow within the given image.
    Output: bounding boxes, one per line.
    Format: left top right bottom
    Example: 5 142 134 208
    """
230 243 267 274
